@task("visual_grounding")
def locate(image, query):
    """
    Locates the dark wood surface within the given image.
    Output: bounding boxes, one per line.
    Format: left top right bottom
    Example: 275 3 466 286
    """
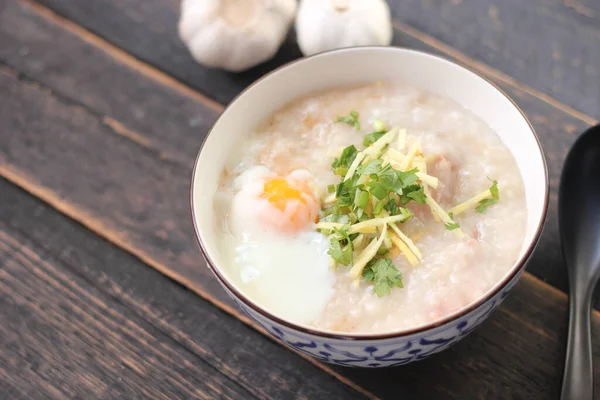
0 180 366 400
2 0 596 298
0 0 599 398
5 176 600 400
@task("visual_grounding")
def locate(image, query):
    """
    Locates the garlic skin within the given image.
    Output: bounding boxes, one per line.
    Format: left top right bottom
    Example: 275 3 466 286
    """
295 0 393 56
179 0 297 72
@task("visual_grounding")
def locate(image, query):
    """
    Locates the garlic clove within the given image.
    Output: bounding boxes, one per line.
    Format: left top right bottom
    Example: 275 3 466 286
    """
179 0 297 72
296 0 393 57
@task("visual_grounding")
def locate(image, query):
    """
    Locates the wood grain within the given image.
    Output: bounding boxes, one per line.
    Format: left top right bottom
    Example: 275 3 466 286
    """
0 225 254 399
0 3 597 398
0 0 592 298
0 63 231 308
0 0 219 165
0 1 599 397
3 172 600 400
0 13 598 400
387 0 600 119
29 0 600 122
0 179 368 400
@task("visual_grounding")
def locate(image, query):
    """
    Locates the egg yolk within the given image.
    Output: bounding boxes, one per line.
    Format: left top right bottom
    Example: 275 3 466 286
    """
261 178 307 210
260 177 319 232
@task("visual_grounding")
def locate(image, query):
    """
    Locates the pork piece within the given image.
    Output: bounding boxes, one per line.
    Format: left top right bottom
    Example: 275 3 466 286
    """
429 154 458 205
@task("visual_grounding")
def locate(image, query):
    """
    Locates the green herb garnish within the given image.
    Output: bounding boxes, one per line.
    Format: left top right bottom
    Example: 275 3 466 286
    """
318 123 502 296
362 258 404 297
373 200 386 215
328 238 353 265
363 131 387 147
318 126 428 296
383 198 398 215
476 180 500 213
400 184 426 205
396 169 420 187
355 190 370 210
336 111 360 130
445 222 460 231
359 159 384 176
332 145 358 169
445 211 460 231
327 225 353 265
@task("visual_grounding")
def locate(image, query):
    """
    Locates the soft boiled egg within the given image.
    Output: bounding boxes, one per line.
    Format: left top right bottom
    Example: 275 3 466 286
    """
226 166 335 325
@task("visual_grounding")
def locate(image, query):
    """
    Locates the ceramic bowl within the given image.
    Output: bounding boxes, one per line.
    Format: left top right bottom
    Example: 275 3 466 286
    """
191 47 548 367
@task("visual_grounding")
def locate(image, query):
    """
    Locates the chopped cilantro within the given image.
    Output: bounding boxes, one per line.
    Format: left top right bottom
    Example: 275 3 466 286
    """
358 211 370 222
445 211 460 230
363 131 387 147
445 222 460 231
400 185 426 204
326 224 355 265
396 168 419 187
383 198 398 215
362 258 404 297
373 199 386 215
328 238 352 265
334 167 348 177
368 182 388 200
335 181 354 206
331 145 358 169
361 265 375 282
333 224 352 242
355 190 370 210
378 167 403 193
318 123 482 296
476 180 500 213
490 179 499 198
359 159 383 176
336 111 360 130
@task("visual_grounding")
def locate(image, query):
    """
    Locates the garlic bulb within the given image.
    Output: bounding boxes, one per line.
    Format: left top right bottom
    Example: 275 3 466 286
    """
179 0 297 72
295 0 393 56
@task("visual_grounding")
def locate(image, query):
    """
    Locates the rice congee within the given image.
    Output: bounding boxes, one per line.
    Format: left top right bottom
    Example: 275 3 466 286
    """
214 82 526 334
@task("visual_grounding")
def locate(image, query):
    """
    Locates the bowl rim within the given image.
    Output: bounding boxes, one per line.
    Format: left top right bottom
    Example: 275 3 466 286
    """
190 46 549 340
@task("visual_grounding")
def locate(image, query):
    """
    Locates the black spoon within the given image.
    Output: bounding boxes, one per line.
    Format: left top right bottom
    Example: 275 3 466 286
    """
559 124 600 400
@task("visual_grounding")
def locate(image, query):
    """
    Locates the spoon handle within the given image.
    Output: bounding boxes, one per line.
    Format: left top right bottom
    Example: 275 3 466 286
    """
561 291 594 400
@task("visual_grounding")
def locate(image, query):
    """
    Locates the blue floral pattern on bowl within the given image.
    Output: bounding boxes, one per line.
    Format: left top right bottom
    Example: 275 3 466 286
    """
221 269 522 368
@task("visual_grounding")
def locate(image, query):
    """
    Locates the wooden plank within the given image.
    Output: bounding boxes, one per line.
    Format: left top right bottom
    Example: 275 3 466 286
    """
0 3 598 397
0 12 599 400
26 0 299 107
2 161 600 400
0 180 368 400
388 0 600 119
0 0 219 165
29 0 600 121
0 223 256 399
0 0 591 298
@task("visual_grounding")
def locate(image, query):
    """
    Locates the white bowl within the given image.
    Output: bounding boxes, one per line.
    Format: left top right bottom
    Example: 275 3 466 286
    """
191 47 548 367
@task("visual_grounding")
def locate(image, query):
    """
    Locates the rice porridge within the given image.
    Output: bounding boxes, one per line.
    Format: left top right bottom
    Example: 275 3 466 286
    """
214 82 527 334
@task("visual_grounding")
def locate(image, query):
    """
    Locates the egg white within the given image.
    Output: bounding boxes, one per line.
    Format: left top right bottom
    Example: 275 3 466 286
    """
225 166 336 325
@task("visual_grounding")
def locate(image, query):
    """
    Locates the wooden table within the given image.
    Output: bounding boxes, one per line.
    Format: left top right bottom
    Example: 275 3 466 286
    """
1 0 599 398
